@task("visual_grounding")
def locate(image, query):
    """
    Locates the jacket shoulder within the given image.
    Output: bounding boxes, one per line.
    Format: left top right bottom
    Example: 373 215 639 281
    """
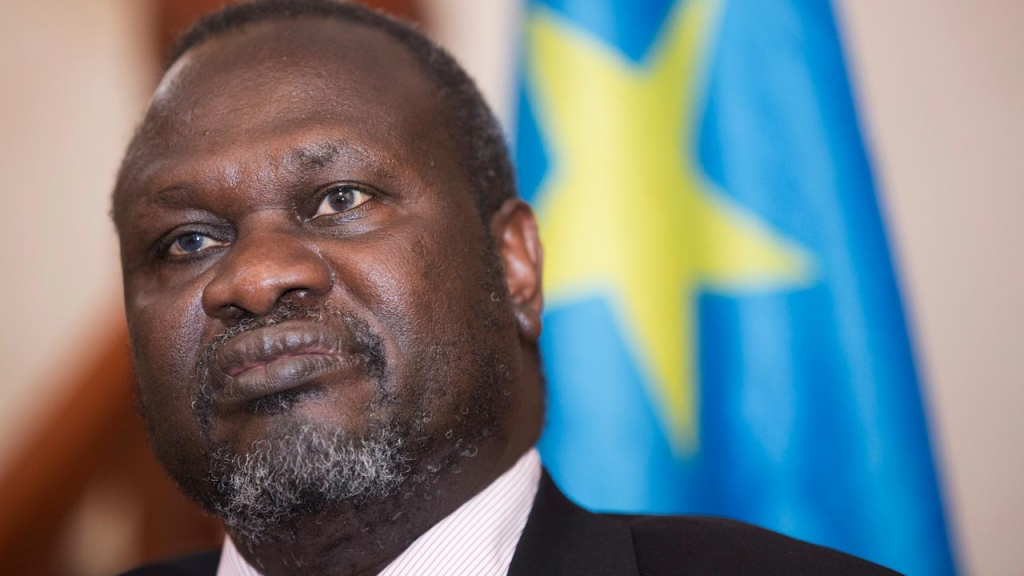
622 515 901 575
118 550 221 576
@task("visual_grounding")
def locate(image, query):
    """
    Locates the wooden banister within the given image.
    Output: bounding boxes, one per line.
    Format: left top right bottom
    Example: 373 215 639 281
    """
0 320 223 575
0 322 133 572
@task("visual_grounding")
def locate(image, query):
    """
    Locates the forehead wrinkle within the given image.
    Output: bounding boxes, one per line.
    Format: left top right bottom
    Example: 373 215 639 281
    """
122 138 399 220
154 184 201 209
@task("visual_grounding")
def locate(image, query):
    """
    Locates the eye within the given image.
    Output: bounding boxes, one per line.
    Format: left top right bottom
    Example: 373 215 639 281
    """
314 185 373 217
167 232 229 256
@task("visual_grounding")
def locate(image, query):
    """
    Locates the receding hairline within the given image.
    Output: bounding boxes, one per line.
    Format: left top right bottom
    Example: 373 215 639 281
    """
165 8 422 78
115 17 448 203
154 16 441 113
115 0 517 226
165 0 423 71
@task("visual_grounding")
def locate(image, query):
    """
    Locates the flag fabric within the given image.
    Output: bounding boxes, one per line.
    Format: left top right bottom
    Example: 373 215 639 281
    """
514 0 956 573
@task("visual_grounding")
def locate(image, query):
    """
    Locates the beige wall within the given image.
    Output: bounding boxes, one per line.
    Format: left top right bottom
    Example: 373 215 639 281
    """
0 0 1019 573
837 2 1024 574
0 0 153 467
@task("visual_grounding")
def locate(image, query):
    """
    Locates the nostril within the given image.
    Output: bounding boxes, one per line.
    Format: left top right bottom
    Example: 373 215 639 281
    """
281 288 314 303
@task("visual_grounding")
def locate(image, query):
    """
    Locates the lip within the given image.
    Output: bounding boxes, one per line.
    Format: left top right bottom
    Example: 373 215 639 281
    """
209 321 362 409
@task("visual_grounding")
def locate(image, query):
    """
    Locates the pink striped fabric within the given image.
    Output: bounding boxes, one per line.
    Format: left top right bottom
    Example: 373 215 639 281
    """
217 537 260 576
216 448 542 576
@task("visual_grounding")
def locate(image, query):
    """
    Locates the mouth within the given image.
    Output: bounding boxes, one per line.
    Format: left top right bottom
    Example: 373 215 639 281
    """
209 321 366 411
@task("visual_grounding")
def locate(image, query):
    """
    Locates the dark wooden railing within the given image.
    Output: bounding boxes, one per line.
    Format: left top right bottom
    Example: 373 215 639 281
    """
0 321 222 575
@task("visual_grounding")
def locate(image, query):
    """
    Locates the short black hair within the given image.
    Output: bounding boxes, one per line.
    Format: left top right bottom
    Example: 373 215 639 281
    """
140 0 517 221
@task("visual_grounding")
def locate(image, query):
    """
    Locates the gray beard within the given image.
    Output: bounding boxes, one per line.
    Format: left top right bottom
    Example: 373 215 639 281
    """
207 422 411 545
152 245 514 551
178 302 414 545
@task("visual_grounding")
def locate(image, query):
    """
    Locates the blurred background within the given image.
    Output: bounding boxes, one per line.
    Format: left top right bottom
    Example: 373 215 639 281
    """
0 0 1019 574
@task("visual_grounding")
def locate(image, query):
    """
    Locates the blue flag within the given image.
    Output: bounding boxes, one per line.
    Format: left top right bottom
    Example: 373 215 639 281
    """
515 0 956 573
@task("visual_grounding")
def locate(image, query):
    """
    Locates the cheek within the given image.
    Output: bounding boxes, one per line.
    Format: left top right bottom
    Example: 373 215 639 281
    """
127 278 208 421
351 236 450 348
354 226 507 408
414 234 482 321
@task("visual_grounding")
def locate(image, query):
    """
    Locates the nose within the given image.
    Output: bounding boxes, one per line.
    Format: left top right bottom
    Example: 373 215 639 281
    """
201 225 333 319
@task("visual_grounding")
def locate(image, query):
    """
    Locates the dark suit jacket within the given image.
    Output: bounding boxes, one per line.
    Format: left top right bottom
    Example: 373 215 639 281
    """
122 471 899 575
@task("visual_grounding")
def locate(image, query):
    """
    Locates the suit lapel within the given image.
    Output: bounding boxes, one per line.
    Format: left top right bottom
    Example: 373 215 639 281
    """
507 470 640 576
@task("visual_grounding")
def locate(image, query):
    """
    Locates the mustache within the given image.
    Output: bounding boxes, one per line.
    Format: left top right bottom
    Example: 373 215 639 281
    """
192 301 386 423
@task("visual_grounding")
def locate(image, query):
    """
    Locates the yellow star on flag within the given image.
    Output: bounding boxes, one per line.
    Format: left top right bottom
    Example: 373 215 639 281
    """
526 0 815 453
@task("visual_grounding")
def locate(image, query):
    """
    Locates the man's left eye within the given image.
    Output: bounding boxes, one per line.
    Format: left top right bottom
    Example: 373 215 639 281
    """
314 185 372 217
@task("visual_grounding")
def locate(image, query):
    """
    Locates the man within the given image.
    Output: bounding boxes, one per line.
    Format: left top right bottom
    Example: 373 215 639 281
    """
113 1 897 574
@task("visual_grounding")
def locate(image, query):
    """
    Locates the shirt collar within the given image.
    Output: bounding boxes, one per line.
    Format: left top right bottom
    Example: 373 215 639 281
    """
217 448 542 576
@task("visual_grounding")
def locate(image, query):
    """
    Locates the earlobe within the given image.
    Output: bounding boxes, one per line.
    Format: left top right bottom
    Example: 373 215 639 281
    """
490 199 544 342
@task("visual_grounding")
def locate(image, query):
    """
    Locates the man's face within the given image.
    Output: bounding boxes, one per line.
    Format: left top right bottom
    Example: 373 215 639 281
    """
114 19 534 536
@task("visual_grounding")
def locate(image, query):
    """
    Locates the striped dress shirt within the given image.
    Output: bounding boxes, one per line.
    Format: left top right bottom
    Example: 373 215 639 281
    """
216 448 542 576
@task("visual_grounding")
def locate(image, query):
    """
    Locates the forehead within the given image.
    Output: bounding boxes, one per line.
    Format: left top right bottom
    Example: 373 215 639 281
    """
116 17 457 211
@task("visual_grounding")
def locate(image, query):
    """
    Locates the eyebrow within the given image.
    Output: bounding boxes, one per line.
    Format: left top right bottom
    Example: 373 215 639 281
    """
289 140 343 172
287 139 386 173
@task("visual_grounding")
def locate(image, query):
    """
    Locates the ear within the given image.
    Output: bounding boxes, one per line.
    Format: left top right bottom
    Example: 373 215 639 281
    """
490 199 544 342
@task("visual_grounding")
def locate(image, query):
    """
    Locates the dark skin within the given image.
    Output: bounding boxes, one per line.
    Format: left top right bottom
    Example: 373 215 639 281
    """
114 18 544 576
